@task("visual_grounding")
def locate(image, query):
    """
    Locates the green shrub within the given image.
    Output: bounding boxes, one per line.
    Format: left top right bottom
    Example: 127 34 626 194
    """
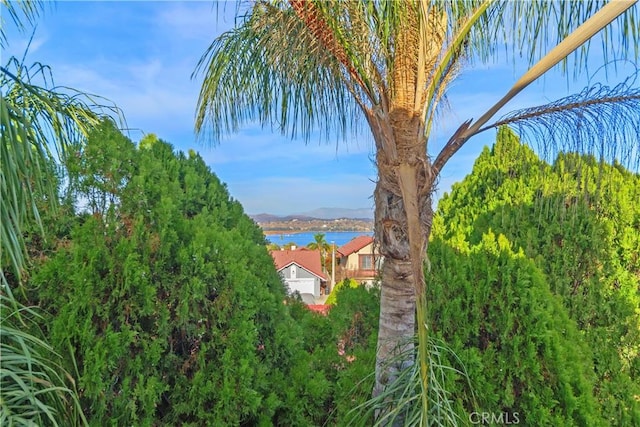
326 278 360 305
287 284 380 426
28 124 316 425
432 127 640 424
427 233 604 425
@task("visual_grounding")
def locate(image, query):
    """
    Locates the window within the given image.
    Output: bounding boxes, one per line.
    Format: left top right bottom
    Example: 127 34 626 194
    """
291 265 297 278
359 254 373 270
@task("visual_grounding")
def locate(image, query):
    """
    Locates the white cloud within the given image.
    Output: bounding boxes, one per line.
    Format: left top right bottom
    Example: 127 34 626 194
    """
3 34 48 58
228 175 376 215
154 1 233 43
54 61 184 117
198 123 375 165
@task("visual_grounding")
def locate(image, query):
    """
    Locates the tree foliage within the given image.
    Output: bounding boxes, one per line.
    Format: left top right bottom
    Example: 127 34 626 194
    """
287 283 380 425
24 123 306 425
429 128 640 425
427 234 603 425
20 122 383 425
307 232 332 272
326 278 360 305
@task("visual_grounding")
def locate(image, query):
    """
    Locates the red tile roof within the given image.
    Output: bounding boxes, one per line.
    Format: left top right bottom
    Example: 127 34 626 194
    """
337 235 374 257
307 305 331 315
270 248 327 280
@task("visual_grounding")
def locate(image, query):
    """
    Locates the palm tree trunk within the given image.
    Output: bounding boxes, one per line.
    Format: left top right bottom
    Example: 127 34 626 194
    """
373 180 417 399
372 127 435 407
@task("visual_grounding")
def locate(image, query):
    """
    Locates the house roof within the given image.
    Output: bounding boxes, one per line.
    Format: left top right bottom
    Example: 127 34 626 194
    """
337 235 374 257
270 248 327 280
307 305 331 315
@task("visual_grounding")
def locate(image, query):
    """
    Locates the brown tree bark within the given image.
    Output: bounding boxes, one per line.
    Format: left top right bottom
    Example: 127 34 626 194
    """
370 107 435 406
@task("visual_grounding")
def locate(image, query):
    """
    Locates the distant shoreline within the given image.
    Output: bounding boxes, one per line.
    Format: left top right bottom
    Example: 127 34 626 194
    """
257 217 373 236
262 229 371 236
263 230 304 236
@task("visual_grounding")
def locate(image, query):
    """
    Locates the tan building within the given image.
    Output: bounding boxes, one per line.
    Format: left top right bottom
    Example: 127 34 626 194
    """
335 235 380 287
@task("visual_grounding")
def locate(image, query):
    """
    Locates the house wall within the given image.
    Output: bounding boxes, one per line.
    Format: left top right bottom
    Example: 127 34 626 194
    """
344 242 375 270
280 264 316 280
338 242 379 287
280 264 321 297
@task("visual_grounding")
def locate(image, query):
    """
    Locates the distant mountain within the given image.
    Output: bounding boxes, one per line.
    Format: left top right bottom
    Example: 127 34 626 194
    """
297 207 374 220
250 213 316 223
250 208 374 222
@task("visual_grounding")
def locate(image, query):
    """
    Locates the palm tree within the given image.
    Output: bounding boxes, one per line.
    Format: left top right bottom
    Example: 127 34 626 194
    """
307 232 331 270
194 0 640 420
1 1 116 423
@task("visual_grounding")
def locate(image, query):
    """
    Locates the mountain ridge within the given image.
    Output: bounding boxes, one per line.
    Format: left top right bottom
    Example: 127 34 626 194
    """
250 207 374 222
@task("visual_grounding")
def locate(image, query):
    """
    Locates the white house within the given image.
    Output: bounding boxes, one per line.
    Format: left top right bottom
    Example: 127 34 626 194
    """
270 248 327 300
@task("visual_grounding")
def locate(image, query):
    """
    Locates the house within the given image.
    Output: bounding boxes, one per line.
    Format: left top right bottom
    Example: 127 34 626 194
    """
270 247 328 300
336 235 380 287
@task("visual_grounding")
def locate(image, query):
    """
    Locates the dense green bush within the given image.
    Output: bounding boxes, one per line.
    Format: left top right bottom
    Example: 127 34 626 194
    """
427 233 603 425
431 127 640 425
26 122 320 425
19 121 383 425
326 278 360 305
326 285 380 425
287 283 380 425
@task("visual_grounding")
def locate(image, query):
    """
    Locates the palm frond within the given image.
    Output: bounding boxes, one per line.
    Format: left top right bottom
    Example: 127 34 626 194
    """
433 1 638 174
1 17 118 423
347 335 473 427
195 1 640 151
1 57 120 282
423 1 491 139
483 74 640 169
193 0 365 145
194 1 469 145
0 294 88 426
0 0 46 49
467 0 639 75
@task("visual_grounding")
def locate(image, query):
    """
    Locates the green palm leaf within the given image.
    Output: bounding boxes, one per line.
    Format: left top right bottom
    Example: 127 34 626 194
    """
0 295 88 426
0 0 46 49
1 57 119 281
483 76 640 167
2 4 120 425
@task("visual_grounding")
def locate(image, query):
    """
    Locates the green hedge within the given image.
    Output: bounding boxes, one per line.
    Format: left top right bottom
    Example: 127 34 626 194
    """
431 127 640 425
28 123 318 425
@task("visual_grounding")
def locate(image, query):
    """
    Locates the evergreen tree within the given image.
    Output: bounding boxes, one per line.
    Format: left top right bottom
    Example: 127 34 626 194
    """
28 123 325 425
427 233 603 425
287 283 380 425
432 127 640 424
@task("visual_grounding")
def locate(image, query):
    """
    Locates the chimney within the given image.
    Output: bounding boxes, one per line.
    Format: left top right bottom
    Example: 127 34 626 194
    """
291 245 297 250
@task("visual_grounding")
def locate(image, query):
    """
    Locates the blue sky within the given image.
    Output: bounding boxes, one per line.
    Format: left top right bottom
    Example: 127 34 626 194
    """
3 1 637 215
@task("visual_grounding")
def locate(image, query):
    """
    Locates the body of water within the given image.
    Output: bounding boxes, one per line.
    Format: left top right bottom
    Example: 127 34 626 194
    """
265 231 373 248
